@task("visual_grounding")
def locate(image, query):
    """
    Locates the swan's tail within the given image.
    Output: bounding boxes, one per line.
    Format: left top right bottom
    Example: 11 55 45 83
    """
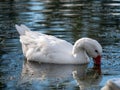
15 24 31 35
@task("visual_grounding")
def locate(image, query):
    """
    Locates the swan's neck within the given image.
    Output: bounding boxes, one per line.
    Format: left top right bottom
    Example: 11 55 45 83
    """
72 40 89 64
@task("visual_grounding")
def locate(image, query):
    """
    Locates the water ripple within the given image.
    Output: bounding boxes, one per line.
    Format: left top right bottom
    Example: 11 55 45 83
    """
0 0 120 90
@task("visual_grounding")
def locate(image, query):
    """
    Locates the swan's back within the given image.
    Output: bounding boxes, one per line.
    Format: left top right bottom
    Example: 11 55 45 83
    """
15 25 74 64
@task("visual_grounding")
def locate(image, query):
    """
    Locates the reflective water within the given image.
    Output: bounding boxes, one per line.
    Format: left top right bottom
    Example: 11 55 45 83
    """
0 0 120 90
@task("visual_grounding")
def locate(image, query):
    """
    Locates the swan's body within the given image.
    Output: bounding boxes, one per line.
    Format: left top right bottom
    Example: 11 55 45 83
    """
15 25 102 64
101 78 120 90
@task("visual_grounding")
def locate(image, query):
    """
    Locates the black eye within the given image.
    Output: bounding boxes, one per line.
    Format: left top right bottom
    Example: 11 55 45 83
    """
95 50 98 53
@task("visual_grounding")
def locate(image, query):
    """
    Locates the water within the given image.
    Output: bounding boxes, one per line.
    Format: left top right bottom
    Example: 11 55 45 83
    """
0 0 120 90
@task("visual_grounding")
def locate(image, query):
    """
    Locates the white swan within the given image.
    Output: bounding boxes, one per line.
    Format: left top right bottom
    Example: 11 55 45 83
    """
101 78 120 90
15 24 102 64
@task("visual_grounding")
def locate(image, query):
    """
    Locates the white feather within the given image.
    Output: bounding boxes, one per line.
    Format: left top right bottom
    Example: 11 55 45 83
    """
15 24 102 64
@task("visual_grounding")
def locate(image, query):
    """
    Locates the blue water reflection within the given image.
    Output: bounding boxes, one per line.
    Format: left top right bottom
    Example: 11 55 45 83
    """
17 61 101 90
0 0 120 90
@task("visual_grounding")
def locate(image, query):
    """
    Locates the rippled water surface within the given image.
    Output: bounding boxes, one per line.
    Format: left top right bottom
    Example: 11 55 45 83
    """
0 0 120 90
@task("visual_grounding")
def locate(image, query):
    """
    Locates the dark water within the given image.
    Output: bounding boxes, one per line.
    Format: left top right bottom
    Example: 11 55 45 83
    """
0 0 120 90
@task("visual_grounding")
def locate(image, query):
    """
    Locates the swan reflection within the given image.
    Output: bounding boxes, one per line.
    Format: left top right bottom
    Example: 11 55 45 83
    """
73 64 102 90
18 61 102 90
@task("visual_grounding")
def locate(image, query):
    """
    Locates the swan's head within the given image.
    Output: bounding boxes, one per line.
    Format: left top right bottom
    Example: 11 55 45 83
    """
83 38 102 65
74 38 102 65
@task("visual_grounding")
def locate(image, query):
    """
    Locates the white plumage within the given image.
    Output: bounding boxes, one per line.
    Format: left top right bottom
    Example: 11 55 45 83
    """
101 78 120 90
15 24 102 64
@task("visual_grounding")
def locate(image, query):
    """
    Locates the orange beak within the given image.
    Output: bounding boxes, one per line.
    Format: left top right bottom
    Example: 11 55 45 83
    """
93 55 101 65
